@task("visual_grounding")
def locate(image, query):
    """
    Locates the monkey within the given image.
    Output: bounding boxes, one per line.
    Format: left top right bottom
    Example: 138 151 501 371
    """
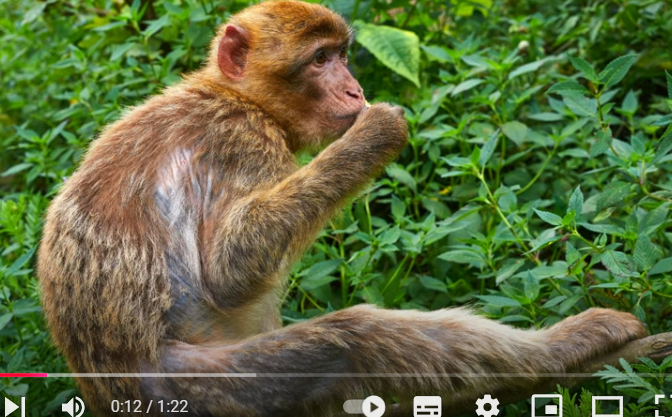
37 1 647 416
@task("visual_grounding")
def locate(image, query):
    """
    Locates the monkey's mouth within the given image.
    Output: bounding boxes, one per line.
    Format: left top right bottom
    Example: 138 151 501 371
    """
333 113 358 121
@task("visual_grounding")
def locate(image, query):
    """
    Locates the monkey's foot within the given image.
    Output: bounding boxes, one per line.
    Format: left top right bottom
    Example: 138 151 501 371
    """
547 308 647 367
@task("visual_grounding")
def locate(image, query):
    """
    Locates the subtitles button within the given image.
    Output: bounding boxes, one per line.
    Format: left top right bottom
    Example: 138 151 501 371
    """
362 395 385 417
414 396 441 416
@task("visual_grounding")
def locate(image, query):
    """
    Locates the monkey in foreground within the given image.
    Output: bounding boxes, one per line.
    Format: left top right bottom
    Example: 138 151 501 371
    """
38 1 646 416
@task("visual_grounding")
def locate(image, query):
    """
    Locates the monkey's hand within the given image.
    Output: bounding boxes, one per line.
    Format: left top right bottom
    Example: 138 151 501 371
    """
547 308 647 368
345 102 408 161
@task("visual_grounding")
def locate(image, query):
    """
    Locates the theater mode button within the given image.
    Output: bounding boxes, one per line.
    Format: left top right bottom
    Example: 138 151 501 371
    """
362 395 385 417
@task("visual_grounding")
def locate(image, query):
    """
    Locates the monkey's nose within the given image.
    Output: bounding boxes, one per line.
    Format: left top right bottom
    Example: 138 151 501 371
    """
346 89 363 100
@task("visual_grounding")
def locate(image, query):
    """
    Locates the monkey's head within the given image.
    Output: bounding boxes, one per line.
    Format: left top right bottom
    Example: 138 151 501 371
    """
207 0 366 151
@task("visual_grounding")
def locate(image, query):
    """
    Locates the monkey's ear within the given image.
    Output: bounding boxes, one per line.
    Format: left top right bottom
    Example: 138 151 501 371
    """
218 25 249 80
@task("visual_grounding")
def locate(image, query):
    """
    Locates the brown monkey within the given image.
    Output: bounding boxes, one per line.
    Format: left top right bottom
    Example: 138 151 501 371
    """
37 1 646 416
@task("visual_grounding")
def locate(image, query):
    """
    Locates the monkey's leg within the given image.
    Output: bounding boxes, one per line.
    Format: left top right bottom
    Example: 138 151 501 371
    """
144 305 645 417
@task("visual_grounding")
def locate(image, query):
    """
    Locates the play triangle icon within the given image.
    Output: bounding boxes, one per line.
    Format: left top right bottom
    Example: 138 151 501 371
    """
4 397 19 417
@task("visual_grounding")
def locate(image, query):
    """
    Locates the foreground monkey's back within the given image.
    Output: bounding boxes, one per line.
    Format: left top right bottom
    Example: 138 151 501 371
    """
37 96 176 413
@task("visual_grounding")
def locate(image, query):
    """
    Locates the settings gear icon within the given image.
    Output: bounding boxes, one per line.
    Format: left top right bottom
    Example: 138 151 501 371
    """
475 394 500 417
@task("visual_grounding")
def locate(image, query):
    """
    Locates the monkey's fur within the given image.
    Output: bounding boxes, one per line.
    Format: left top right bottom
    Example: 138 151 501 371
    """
38 1 646 416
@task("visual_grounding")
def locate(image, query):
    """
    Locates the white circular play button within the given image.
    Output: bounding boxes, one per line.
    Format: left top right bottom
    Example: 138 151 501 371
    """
362 395 385 417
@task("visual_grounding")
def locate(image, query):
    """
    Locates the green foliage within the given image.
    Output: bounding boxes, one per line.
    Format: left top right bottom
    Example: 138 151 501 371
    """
2 0 672 415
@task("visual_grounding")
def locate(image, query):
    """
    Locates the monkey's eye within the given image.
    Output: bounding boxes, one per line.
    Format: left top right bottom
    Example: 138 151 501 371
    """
339 46 348 61
315 51 328 65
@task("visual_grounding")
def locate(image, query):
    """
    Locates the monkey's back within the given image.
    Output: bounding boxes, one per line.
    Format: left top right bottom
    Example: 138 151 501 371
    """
37 92 195 414
37 83 297 415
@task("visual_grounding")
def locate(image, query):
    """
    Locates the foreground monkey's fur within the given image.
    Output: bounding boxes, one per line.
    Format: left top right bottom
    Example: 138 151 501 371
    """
38 1 646 416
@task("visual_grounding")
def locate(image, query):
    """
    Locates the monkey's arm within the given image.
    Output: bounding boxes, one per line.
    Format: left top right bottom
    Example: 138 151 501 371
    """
204 105 407 307
146 305 644 417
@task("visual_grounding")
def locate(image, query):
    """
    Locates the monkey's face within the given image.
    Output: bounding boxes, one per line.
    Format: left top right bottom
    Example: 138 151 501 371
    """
289 42 366 145
213 1 365 151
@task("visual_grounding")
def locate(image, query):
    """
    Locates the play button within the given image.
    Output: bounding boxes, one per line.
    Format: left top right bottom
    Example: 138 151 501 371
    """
4 397 24 417
362 395 385 417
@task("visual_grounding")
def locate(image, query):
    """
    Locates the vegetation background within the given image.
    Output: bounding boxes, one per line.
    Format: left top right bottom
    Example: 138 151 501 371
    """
1 0 672 415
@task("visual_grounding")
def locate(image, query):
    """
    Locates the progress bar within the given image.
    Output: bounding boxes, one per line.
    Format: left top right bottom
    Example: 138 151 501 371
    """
1 372 670 378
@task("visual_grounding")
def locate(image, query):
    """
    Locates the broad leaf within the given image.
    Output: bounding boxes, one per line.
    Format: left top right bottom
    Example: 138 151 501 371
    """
451 79 484 96
634 234 658 270
477 295 521 308
569 56 598 82
600 249 636 280
598 54 638 89
547 80 589 96
501 121 527 146
534 209 563 226
354 21 420 87
568 186 584 215
564 95 597 117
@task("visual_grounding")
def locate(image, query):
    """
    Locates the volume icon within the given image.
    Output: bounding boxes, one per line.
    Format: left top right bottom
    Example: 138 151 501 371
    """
62 397 85 417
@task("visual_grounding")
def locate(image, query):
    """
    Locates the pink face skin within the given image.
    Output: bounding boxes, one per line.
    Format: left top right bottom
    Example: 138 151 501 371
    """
300 43 366 140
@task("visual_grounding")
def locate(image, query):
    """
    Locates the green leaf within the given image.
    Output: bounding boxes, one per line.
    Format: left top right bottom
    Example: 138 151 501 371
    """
419 276 447 293
596 181 630 211
5 247 36 277
0 314 12 331
527 234 562 253
379 226 400 246
390 195 405 219
386 165 417 192
650 257 672 276
470 146 481 167
508 58 550 80
496 259 525 285
666 71 672 100
299 259 341 290
477 295 521 308
579 222 624 236
143 14 170 38
354 21 420 87
452 0 493 16
559 294 583 314
543 295 567 309
523 271 540 302
641 203 670 234
479 130 499 166
547 80 589 96
111 43 135 61
634 234 658 270
564 95 597 117
569 56 598 82
621 90 638 115
21 3 46 26
94 21 127 32
590 128 612 158
501 121 527 146
652 130 672 165
451 79 484 96
598 54 638 89
600 249 636 280
438 249 484 265
534 209 563 226
420 45 454 63
568 186 584 215
528 112 564 122
1 163 32 177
